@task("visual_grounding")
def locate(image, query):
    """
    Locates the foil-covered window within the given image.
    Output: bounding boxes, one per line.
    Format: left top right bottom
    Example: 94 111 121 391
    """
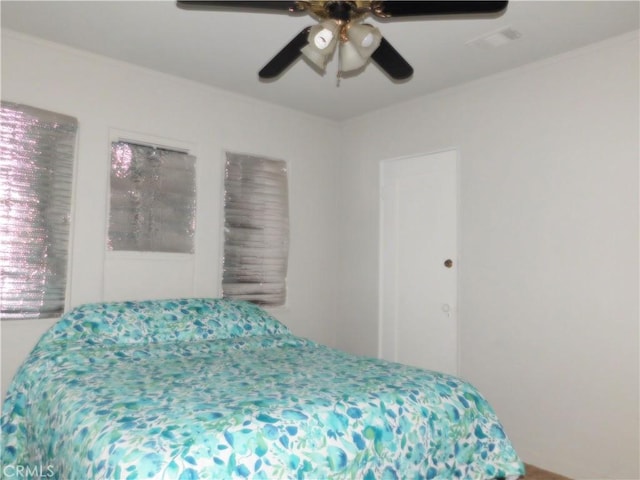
223 153 289 306
0 102 77 319
108 142 196 253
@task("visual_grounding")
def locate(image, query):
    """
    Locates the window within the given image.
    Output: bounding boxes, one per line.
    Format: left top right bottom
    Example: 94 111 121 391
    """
222 153 289 306
108 141 196 253
0 102 77 319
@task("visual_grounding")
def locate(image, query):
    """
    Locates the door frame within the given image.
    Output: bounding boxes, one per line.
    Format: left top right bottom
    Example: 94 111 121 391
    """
377 148 462 375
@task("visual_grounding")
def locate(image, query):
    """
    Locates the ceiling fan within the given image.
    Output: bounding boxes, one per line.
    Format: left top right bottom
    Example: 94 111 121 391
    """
177 1 508 81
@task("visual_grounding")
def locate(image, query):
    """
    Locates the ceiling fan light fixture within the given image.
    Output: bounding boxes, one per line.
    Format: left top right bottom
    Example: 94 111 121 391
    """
301 44 331 69
312 28 336 50
300 20 340 70
339 41 369 72
346 23 382 58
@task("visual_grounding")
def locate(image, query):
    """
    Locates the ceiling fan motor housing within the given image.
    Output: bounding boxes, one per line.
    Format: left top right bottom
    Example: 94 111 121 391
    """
304 1 370 23
327 2 354 21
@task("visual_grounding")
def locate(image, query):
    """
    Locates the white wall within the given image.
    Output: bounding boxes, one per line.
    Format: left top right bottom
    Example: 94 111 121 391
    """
337 32 639 479
0 31 341 400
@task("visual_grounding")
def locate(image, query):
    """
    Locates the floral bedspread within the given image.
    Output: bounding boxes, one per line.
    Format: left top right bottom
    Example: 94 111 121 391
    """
1 298 524 479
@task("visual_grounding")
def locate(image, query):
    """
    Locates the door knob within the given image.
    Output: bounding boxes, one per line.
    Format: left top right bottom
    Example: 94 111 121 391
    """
444 259 453 268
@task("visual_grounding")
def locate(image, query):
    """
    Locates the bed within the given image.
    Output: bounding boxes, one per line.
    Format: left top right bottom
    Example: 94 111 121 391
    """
1 298 524 479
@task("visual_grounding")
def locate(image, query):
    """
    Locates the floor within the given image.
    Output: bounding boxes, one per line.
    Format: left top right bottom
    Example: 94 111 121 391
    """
524 464 572 479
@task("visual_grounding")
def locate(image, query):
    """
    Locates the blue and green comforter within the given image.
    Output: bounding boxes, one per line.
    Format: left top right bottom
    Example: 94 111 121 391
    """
1 298 524 479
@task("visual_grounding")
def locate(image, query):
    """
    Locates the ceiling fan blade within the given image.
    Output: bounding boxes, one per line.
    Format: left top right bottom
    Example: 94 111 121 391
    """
259 27 311 79
372 1 508 17
370 37 413 80
177 1 300 12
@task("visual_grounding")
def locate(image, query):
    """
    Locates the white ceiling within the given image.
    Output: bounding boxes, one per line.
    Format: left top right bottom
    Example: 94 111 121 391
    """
2 1 638 120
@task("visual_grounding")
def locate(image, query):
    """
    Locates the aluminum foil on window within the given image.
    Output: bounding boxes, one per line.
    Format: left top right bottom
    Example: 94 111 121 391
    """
108 142 196 253
0 102 77 319
222 153 289 306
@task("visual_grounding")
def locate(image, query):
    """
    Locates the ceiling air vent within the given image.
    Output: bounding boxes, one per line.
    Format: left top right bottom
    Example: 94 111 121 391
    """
466 27 522 49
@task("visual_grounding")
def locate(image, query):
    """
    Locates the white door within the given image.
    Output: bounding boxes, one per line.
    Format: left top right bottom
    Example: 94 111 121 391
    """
379 150 458 375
